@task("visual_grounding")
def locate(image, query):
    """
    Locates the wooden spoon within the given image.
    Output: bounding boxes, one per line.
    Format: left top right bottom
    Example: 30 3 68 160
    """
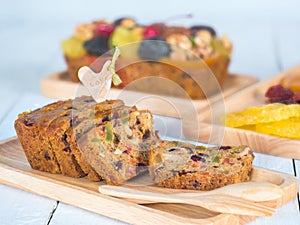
169 181 284 202
99 185 275 216
122 181 283 203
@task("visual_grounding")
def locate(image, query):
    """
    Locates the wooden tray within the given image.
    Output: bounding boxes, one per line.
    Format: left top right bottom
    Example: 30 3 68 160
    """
40 71 258 118
0 137 298 225
196 65 300 159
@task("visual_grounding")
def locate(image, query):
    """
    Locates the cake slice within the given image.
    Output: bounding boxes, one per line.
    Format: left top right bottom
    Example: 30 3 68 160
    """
149 140 254 190
66 100 130 181
47 97 124 181
77 109 159 185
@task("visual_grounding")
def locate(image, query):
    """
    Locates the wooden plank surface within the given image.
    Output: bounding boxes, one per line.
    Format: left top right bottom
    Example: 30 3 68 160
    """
194 65 300 159
0 137 298 225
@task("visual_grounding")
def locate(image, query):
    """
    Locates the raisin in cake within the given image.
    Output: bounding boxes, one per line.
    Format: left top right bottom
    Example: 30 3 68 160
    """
149 140 254 190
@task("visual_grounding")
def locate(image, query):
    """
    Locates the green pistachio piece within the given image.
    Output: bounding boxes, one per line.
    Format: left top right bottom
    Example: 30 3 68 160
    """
105 122 114 141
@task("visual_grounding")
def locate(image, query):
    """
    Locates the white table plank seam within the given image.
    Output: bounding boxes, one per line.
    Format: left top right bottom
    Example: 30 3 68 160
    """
46 201 59 225
293 160 300 210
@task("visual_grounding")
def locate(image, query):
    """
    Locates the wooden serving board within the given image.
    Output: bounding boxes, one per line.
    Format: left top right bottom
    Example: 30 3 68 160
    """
40 71 258 118
195 65 300 159
0 137 298 225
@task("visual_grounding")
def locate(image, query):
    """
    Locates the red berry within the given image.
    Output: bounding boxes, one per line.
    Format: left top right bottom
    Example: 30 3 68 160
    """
95 23 114 37
265 85 294 100
143 25 161 39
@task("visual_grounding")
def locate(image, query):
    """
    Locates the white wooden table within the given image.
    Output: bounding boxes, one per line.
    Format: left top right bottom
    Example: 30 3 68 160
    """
1 0 300 224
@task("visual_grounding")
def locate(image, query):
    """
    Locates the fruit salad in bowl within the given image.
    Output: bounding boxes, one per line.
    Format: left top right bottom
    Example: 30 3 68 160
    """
61 18 232 99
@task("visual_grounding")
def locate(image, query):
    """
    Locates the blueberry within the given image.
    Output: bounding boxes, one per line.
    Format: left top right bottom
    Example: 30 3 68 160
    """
138 37 171 60
83 37 109 56
190 25 216 36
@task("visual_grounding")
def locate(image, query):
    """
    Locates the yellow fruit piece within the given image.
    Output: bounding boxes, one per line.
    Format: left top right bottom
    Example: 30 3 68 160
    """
256 117 300 138
236 125 256 131
61 36 87 58
224 103 300 127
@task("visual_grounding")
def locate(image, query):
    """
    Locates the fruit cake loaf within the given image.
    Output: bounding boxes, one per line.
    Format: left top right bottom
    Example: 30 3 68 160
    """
61 18 232 99
14 99 75 174
15 96 124 180
149 140 254 190
77 109 159 185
